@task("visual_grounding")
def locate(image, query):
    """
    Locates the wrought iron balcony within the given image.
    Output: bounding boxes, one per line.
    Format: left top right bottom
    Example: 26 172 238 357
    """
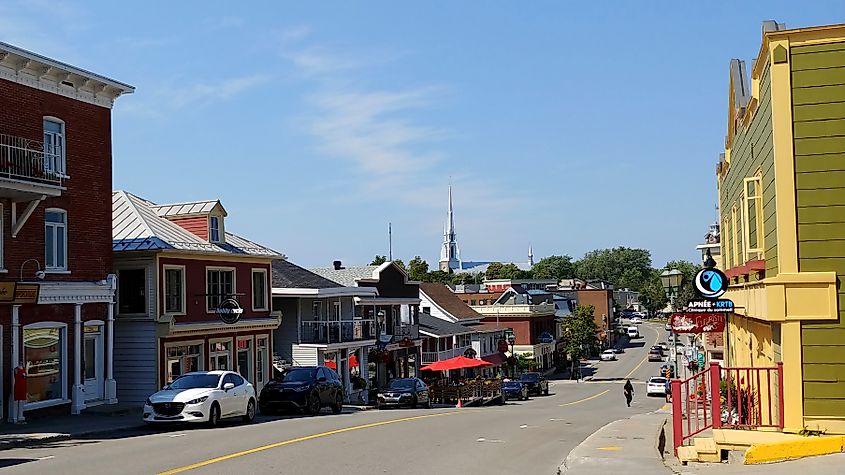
421 345 473 364
0 134 64 196
299 319 376 344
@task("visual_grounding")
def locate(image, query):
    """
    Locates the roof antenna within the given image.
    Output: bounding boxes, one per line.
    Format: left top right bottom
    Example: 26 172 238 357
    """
388 222 393 261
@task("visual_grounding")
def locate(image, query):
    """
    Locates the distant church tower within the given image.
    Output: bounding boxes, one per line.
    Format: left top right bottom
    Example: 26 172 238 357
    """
528 244 534 267
439 185 461 272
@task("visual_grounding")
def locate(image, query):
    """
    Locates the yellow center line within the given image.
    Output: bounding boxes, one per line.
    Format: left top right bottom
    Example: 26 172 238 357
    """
158 411 462 474
559 389 609 406
623 324 661 380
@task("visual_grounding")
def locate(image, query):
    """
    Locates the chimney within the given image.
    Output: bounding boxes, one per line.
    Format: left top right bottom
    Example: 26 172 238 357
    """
333 260 343 270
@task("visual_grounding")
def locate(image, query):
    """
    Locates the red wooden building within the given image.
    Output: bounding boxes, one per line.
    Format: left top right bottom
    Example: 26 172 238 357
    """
0 41 134 420
112 191 282 404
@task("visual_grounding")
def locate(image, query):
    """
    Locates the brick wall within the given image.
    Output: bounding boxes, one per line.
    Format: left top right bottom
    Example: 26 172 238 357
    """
0 78 113 282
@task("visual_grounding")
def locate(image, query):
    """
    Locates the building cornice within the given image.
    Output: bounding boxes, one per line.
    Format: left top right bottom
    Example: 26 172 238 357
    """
36 278 117 305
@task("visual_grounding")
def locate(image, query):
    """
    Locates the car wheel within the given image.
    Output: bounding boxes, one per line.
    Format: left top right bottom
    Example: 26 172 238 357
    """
207 403 221 428
306 392 321 415
242 398 256 422
425 397 432 409
544 387 549 396
331 392 343 414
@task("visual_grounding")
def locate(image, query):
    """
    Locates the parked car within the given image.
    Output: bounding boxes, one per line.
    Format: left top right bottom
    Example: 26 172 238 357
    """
519 372 549 396
647 377 668 396
630 317 644 324
377 378 431 409
648 349 663 362
612 347 625 354
502 380 529 401
627 326 640 338
621 308 637 318
600 349 617 361
143 371 256 427
665 322 672 332
650 345 665 356
258 366 344 415
658 342 670 352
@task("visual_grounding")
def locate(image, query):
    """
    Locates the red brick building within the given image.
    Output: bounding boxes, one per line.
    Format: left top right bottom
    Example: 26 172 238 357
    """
112 192 281 404
0 42 133 421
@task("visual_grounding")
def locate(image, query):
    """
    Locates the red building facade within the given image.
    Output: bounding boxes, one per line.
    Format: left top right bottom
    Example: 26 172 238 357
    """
0 42 133 420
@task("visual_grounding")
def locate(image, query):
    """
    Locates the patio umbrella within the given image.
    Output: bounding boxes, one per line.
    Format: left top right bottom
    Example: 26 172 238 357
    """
349 354 359 368
420 355 494 372
324 360 337 370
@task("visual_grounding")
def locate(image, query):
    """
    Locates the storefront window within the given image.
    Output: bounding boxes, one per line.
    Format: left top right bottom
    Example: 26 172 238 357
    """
237 339 253 383
256 338 268 387
166 343 202 383
24 327 64 403
210 340 231 371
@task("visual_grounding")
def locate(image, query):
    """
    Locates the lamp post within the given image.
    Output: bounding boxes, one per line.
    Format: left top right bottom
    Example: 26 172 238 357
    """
506 331 516 377
660 268 683 378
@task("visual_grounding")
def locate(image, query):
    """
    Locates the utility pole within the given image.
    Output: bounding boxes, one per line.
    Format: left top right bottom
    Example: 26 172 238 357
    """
388 222 393 261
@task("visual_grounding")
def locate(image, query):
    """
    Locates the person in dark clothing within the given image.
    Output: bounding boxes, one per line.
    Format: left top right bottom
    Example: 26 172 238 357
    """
624 379 634 407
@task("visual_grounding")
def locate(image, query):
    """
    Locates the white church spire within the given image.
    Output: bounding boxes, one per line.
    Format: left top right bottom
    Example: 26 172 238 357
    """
439 185 460 272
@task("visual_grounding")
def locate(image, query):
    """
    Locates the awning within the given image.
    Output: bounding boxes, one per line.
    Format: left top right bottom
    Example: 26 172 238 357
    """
420 355 493 372
325 354 358 370
481 352 507 366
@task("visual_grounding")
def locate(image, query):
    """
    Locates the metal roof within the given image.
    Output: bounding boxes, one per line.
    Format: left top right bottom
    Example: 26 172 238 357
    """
151 200 225 218
309 266 379 287
112 191 280 256
420 313 474 337
272 260 342 289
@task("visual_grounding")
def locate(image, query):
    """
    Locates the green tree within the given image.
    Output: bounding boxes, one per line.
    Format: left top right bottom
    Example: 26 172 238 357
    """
392 259 406 271
639 272 669 316
370 255 387 266
532 255 575 280
485 262 504 279
407 256 429 281
560 304 599 379
424 270 452 283
664 260 701 309
574 247 653 291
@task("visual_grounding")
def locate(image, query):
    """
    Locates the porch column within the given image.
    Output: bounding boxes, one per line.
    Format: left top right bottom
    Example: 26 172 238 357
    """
9 305 22 423
341 348 351 398
105 302 117 403
71 303 85 415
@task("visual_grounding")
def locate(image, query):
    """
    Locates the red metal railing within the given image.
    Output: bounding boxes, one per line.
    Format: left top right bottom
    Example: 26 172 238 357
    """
672 362 784 455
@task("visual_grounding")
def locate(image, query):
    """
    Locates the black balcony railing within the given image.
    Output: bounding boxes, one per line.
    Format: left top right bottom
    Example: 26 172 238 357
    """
300 320 376 344
0 134 63 187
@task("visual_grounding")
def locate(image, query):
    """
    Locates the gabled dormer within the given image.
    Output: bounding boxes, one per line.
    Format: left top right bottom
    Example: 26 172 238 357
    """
150 200 227 244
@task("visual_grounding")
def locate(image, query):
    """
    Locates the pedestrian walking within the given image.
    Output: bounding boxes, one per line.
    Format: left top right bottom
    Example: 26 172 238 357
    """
623 379 634 407
665 378 672 403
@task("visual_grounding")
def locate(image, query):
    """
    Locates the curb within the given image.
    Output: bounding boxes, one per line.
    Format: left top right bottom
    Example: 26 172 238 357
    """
744 435 845 465
0 423 146 451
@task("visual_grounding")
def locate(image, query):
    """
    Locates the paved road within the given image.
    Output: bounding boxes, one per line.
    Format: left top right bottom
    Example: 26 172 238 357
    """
0 323 667 475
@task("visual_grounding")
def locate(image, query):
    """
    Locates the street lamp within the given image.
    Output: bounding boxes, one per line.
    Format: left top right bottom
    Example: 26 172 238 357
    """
506 331 516 377
660 268 683 378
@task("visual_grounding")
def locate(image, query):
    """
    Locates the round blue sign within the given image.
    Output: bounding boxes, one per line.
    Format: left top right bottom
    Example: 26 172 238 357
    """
694 268 728 300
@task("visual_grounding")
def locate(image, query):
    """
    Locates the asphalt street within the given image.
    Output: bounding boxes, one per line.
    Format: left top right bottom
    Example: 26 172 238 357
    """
0 322 668 475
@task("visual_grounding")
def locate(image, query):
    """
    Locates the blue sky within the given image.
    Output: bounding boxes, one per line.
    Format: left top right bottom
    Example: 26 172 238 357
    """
2 1 841 269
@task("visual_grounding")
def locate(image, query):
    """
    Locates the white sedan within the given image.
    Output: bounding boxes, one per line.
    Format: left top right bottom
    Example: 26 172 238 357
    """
143 371 256 427
630 317 644 324
600 350 617 361
647 377 668 396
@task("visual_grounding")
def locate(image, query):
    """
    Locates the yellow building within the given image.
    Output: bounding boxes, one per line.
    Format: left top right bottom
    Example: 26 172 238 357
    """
718 21 845 434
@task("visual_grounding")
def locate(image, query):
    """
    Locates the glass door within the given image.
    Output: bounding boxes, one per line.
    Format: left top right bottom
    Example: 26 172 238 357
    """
83 326 104 402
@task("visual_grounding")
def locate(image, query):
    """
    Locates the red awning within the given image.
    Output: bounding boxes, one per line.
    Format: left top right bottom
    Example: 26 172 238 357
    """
481 352 507 366
349 354 359 368
420 355 494 372
324 360 337 370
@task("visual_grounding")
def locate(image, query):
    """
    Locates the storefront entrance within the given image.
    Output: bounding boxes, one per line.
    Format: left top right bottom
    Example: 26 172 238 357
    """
83 324 104 402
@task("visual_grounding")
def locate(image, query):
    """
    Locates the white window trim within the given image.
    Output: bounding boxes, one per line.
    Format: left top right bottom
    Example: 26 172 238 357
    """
43 116 68 178
251 268 269 312
742 176 764 262
22 321 69 411
163 339 205 386
209 337 234 371
162 265 187 315
236 335 255 384
44 208 68 271
205 266 236 313
116 267 147 316
208 214 225 244
256 335 269 390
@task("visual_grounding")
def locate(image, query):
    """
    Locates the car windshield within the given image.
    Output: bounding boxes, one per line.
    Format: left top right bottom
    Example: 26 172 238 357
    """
520 374 539 382
167 374 220 390
503 381 522 388
650 378 667 384
278 368 315 382
389 379 416 390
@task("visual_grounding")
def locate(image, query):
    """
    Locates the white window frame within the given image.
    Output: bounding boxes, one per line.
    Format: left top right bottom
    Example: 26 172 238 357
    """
43 116 66 177
236 335 255 385
22 321 69 410
206 266 236 313
163 339 204 386
742 175 764 262
209 337 233 371
44 208 68 271
163 265 186 315
256 336 269 392
251 268 268 311
209 215 224 244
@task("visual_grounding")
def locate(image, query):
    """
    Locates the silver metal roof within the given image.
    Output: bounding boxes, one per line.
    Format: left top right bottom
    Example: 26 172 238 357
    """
309 266 379 287
112 191 279 256
151 200 224 218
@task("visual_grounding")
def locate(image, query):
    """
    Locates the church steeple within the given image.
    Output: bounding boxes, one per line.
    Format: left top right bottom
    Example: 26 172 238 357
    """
528 244 534 267
439 185 460 272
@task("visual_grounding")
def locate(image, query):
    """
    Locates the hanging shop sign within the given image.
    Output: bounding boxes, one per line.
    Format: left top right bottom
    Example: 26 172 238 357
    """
694 268 729 300
216 298 243 324
670 313 725 334
686 299 734 313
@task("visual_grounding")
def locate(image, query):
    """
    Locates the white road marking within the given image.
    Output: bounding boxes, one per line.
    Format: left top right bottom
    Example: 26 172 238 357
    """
168 433 186 438
477 437 486 442
519 424 528 429
37 456 55 461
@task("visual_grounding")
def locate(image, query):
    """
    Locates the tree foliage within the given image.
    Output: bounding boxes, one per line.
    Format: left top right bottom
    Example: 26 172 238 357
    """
370 255 387 266
407 256 429 281
485 262 532 280
664 260 701 309
639 271 669 316
531 255 575 280
574 247 653 291
560 304 599 379
392 259 406 271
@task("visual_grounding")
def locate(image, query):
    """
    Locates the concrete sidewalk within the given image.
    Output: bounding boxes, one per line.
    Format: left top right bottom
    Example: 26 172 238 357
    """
559 406 672 474
0 408 145 450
